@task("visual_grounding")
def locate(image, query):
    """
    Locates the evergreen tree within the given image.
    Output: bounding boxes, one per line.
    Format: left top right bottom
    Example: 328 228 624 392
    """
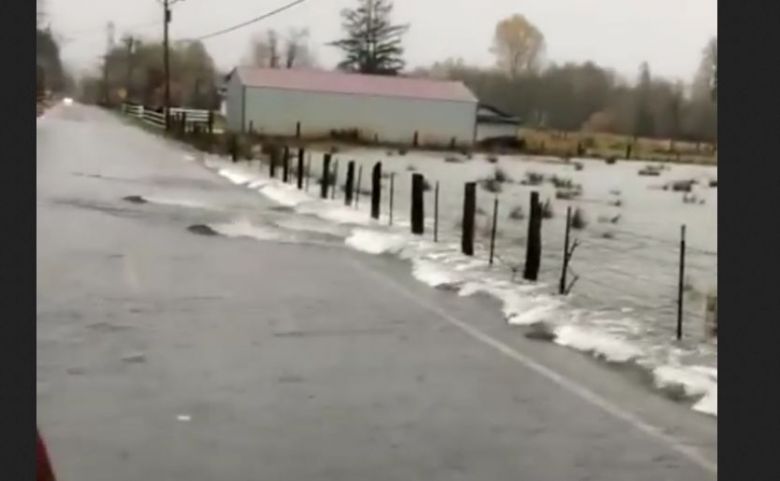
330 0 409 75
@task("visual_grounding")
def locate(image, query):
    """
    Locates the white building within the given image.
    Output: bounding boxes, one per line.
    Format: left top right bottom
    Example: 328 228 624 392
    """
475 104 521 143
224 67 479 147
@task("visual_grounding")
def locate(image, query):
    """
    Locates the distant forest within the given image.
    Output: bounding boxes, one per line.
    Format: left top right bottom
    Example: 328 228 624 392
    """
411 15 717 143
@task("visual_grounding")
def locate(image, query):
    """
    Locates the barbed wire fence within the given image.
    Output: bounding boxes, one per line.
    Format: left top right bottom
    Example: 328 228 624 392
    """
250 147 717 342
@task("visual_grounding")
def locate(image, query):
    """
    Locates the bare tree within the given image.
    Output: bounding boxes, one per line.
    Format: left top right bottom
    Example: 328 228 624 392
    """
246 28 316 69
693 37 717 102
284 28 316 68
246 30 280 68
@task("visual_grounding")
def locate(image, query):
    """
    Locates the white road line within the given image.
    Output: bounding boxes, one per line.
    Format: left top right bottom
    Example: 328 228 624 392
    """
349 258 717 476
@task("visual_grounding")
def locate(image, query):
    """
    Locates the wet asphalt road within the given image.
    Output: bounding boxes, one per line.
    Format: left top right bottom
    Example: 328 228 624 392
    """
37 105 716 481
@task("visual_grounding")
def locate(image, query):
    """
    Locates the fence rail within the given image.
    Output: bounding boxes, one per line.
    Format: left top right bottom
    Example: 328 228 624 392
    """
120 103 214 132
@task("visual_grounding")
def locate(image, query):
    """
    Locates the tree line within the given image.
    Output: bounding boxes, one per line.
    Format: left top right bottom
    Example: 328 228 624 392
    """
328 4 717 143
78 37 221 110
36 0 70 98
412 15 717 143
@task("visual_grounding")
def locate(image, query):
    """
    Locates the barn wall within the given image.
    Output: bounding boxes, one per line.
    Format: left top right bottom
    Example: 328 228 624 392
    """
242 87 477 146
225 73 244 132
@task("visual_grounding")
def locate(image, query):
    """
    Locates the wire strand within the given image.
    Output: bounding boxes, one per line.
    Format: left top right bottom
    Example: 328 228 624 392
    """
190 0 311 41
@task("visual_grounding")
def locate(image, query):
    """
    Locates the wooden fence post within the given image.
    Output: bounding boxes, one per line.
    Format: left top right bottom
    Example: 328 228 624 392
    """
489 197 499 265
296 121 301 138
320 153 332 198
677 225 686 340
559 206 572 294
207 110 214 135
411 173 425 235
371 162 382 219
389 173 395 226
462 182 476 255
282 146 290 183
434 181 440 242
230 134 238 163
523 191 543 281
297 148 305 189
331 160 339 200
305 153 312 192
345 161 356 206
355 165 363 208
413 131 419 148
269 146 277 177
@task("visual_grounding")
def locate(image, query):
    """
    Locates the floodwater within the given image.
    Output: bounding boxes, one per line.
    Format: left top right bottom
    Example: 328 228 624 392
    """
303 148 718 371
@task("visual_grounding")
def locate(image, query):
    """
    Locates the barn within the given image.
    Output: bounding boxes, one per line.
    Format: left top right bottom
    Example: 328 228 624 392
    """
475 104 521 143
224 67 479 147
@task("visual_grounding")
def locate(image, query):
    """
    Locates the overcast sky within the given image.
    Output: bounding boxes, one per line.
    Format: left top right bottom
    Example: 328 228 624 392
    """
46 0 716 82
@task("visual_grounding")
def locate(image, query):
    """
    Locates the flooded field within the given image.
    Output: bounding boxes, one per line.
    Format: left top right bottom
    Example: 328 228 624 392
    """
193 145 718 416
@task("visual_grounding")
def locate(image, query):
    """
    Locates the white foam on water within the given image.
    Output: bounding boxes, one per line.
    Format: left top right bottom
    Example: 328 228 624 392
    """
258 183 311 207
345 229 407 255
692 385 717 416
458 281 558 326
411 259 461 287
652 364 718 417
554 324 643 363
143 196 213 210
303 204 377 225
274 217 346 237
210 219 286 242
217 168 258 186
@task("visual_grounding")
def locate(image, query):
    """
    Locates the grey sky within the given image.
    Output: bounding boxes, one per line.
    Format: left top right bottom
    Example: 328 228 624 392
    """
47 0 716 82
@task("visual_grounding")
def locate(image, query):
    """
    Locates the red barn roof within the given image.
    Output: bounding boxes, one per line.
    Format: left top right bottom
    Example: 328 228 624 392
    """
232 67 477 104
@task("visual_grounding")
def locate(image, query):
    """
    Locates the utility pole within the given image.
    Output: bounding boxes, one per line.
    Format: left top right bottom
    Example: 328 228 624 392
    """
124 36 135 101
159 0 184 129
101 22 115 105
162 0 171 129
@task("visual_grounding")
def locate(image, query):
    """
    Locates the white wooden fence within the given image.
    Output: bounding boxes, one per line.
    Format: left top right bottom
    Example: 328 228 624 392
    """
121 103 214 131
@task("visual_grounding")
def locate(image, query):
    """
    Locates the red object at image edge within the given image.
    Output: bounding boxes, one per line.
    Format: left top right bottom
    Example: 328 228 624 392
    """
37 428 57 481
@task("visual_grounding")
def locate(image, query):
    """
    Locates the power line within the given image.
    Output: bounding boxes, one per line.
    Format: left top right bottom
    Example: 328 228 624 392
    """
191 0 311 41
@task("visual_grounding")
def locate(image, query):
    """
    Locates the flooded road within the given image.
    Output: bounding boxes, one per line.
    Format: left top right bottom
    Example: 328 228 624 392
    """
37 104 715 480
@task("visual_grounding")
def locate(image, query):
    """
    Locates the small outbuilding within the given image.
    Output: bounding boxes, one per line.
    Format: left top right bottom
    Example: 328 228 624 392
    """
224 67 479 147
475 104 521 143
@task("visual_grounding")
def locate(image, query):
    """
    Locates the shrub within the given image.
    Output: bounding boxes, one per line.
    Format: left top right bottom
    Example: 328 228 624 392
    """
508 205 525 220
444 156 465 163
571 207 587 230
670 180 694 192
493 167 512 183
556 190 577 200
550 175 574 189
605 156 617 165
486 155 499 164
480 178 502 193
406 164 417 172
523 171 545 186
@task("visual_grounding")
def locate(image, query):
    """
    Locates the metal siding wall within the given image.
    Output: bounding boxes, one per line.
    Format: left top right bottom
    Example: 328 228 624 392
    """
243 88 477 145
225 73 244 132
